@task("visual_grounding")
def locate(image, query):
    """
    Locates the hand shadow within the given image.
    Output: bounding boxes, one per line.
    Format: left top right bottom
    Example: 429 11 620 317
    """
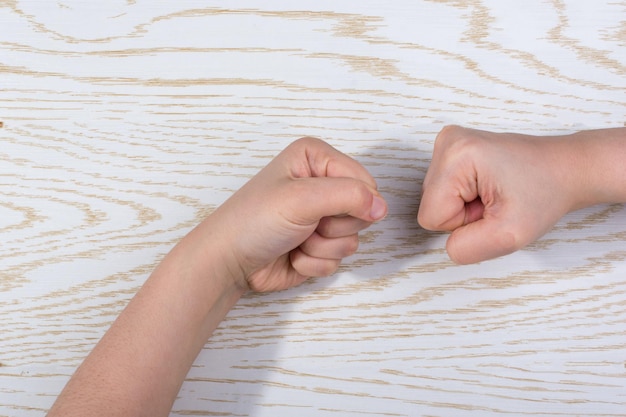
340 137 456 283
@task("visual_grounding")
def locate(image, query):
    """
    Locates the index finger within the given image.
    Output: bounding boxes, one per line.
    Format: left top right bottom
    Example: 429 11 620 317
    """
417 136 481 231
418 176 470 231
284 137 378 190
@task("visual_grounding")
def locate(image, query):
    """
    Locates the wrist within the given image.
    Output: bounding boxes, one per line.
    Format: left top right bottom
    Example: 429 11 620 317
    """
559 128 626 211
189 214 250 295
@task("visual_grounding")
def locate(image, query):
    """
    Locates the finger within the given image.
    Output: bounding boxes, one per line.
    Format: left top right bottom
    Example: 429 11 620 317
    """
464 197 485 225
446 218 523 264
299 232 359 259
418 180 470 231
246 257 311 293
417 127 481 231
316 216 372 238
284 177 388 226
289 248 342 277
286 137 378 189
417 150 480 231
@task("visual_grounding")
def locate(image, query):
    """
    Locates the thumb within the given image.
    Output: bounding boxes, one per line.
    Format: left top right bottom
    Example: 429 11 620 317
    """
285 177 388 226
445 217 520 264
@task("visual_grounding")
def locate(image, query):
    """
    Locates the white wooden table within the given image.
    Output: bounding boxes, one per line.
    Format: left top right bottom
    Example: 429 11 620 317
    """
1 2 625 416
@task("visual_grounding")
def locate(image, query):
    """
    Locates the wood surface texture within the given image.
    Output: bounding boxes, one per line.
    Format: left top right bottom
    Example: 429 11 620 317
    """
1 1 625 416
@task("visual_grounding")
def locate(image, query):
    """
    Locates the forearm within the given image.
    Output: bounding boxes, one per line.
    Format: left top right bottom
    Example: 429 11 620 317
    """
558 127 626 210
46 136 386 416
47 218 246 417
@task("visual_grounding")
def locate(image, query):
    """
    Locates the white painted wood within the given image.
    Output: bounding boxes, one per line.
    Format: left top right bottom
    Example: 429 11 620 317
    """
0 1 624 416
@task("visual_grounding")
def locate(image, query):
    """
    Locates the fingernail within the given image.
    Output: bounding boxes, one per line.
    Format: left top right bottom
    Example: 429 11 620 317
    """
370 195 387 220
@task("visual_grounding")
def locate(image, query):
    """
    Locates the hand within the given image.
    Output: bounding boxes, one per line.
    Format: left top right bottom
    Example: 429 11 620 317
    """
418 125 580 264
209 137 388 292
46 137 387 417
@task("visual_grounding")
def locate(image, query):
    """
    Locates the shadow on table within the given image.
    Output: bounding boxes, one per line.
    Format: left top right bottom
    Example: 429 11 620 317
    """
169 138 448 416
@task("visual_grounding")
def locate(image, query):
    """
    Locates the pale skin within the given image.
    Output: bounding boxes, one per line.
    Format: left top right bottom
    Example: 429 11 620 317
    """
418 125 626 264
47 126 625 416
47 137 388 417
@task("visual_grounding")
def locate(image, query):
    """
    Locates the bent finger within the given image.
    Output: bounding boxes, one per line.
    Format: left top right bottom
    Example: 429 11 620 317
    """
299 232 359 259
316 216 372 238
290 248 342 278
286 137 378 190
418 171 478 232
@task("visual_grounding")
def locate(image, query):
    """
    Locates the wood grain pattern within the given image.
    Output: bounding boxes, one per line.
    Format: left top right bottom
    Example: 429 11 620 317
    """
1 1 625 416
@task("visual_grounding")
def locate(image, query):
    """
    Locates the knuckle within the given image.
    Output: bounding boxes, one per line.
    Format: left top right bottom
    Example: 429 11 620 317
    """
347 181 372 207
434 125 480 158
292 136 322 149
497 229 524 255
